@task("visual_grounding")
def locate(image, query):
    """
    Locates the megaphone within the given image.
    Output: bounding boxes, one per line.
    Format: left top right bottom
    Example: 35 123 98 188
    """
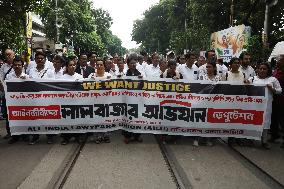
56 19 63 28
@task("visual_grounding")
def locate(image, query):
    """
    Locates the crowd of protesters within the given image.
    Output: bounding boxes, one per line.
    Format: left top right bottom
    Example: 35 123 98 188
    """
0 48 283 150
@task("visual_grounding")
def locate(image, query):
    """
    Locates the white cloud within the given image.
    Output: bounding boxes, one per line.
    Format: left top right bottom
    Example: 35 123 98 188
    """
92 0 159 49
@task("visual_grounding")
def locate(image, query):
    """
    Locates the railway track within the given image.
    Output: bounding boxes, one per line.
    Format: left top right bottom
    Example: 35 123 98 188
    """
49 135 284 189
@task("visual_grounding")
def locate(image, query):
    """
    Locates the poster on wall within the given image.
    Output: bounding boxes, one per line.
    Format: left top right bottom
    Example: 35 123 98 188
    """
210 24 251 62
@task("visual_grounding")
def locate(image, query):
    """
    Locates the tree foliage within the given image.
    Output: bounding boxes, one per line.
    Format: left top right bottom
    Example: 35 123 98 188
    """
132 0 284 55
40 0 125 56
0 0 45 53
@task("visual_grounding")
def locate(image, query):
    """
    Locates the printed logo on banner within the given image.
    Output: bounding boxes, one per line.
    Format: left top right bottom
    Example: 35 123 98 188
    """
8 105 61 120
207 108 263 125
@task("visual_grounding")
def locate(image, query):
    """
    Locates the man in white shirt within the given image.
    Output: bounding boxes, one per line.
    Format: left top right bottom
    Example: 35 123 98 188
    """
136 55 146 74
0 49 15 81
239 52 255 79
140 51 149 69
0 49 15 139
53 55 65 79
87 52 97 68
26 58 54 75
199 50 224 77
114 58 127 77
217 58 228 75
177 52 199 80
145 53 161 78
28 51 55 145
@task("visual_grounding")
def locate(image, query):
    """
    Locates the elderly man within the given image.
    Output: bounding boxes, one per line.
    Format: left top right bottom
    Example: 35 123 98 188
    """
0 49 15 139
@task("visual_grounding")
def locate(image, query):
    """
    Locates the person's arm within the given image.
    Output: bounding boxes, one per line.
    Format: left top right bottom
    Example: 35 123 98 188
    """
267 77 282 94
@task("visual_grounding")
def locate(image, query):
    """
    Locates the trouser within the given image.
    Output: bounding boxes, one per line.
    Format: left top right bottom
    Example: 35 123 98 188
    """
122 131 140 139
94 132 109 138
12 135 28 140
61 133 81 141
1 97 10 135
262 129 269 144
270 101 284 139
31 134 56 140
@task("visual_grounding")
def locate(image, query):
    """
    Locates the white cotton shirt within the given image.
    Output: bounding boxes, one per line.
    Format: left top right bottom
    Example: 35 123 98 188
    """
29 67 55 79
248 76 282 129
136 63 145 74
54 68 64 79
177 64 199 81
0 63 13 80
145 64 161 78
199 74 221 82
222 71 245 82
114 70 126 77
60 73 83 80
199 63 225 77
26 60 54 75
220 64 228 74
239 65 255 79
5 72 29 80
88 72 112 79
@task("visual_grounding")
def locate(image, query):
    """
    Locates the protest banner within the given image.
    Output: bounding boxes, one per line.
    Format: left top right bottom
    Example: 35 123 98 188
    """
4 78 267 140
210 24 251 62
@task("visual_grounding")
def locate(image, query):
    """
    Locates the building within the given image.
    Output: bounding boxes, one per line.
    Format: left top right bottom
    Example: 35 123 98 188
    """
31 13 55 52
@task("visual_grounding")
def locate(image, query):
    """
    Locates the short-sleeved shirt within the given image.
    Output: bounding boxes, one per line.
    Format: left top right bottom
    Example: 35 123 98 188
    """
177 64 199 80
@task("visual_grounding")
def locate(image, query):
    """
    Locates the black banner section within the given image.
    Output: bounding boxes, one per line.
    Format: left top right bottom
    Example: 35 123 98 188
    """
6 79 265 96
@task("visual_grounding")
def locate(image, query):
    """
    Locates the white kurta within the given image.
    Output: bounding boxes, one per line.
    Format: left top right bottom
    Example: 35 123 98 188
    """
248 76 282 129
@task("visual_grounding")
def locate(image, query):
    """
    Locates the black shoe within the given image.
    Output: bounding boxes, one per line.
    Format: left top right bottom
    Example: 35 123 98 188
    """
47 137 54 144
268 136 280 143
228 138 235 146
262 143 270 150
8 138 18 144
280 143 284 149
95 136 103 144
135 136 143 143
103 136 110 143
61 139 69 145
3 134 11 139
29 137 39 145
22 135 29 142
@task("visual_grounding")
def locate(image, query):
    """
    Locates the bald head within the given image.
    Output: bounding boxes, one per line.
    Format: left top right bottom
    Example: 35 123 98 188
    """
5 49 15 64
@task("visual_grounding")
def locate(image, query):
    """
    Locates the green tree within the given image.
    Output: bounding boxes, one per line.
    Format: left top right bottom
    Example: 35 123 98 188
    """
40 0 105 54
132 3 171 54
0 0 45 53
92 8 126 56
132 0 284 55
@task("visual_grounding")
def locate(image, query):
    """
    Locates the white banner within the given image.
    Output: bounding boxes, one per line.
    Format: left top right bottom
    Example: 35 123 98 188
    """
4 78 267 139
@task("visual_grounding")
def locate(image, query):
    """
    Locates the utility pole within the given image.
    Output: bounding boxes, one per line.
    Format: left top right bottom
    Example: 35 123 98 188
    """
230 0 234 27
263 0 278 47
185 1 188 53
55 0 59 42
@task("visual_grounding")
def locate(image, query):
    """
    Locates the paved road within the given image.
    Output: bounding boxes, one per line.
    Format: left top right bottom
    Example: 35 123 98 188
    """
0 121 53 189
1 120 284 189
